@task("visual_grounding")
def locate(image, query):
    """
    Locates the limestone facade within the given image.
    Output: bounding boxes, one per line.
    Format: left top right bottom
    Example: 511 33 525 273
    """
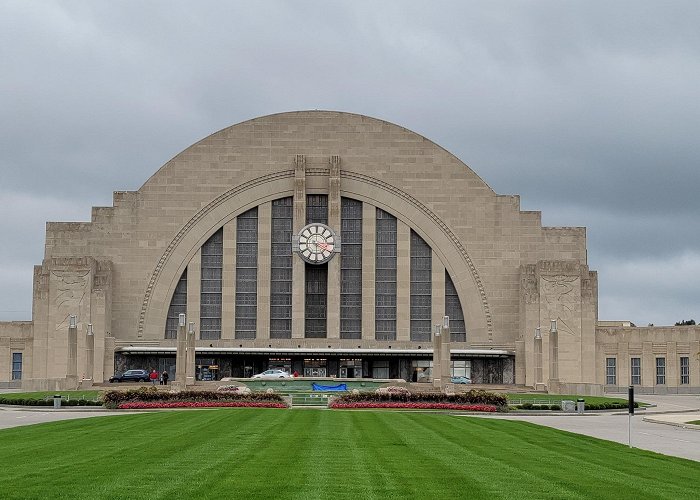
0 111 697 393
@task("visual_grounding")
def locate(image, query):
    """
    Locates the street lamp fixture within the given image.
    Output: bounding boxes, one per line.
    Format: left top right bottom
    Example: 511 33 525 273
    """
550 319 558 334
535 327 542 340
69 315 77 328
178 313 186 327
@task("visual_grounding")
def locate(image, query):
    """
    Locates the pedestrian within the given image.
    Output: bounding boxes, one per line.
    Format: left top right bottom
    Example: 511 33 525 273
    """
162 370 169 385
149 369 158 386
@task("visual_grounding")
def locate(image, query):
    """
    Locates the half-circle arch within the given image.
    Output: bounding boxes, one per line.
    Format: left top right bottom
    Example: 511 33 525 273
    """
139 170 493 342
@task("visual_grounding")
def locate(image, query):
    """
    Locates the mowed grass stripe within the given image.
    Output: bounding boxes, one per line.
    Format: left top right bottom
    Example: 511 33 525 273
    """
1 410 698 499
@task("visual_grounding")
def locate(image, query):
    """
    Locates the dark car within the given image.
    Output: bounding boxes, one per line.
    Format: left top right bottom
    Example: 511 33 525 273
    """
109 369 150 383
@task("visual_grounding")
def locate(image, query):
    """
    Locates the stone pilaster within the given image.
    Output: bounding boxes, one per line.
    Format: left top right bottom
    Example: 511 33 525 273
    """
292 154 306 339
396 220 410 342
221 220 236 339
326 155 341 339
361 203 376 340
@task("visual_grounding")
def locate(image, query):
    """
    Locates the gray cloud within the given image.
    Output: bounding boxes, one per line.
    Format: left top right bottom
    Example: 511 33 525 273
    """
1 1 699 325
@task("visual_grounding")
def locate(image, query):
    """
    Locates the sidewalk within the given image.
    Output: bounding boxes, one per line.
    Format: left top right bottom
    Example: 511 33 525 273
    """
643 412 700 430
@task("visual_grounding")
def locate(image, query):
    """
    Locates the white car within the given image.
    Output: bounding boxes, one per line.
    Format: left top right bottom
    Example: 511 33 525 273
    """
251 369 291 379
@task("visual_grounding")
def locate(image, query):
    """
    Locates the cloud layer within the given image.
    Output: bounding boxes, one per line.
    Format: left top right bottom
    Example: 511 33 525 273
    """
1 1 698 326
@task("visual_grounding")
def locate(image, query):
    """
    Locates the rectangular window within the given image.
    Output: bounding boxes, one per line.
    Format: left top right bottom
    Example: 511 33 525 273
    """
306 194 328 225
630 357 641 385
375 209 397 340
235 207 258 339
451 360 471 379
305 263 327 338
270 198 293 339
410 230 431 342
340 198 362 339
164 270 187 339
605 357 616 385
372 360 390 379
12 352 22 380
680 356 690 385
445 271 467 342
200 229 223 340
656 357 666 385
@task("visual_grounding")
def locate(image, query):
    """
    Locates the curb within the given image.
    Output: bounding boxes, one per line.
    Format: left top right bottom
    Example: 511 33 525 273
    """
0 404 109 413
643 417 700 430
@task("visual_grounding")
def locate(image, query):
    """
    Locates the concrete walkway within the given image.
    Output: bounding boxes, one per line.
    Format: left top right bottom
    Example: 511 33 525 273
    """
467 412 700 462
0 406 133 430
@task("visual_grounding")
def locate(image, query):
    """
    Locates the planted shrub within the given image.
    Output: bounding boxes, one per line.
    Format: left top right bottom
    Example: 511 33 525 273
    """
330 388 508 412
102 387 287 409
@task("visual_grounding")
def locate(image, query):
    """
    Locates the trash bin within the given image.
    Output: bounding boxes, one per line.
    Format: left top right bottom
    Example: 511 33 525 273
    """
561 400 575 412
576 398 585 414
53 395 61 409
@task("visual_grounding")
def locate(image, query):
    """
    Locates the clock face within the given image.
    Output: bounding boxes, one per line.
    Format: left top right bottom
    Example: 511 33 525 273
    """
298 223 336 264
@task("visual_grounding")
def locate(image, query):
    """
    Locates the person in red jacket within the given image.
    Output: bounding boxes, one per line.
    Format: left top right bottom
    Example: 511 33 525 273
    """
149 369 159 386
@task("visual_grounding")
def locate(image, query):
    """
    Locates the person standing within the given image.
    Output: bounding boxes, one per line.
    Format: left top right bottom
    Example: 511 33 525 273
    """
161 370 169 385
149 369 159 386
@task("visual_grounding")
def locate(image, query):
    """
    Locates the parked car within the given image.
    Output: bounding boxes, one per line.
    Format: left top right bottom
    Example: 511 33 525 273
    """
251 369 291 379
109 369 150 383
451 376 472 384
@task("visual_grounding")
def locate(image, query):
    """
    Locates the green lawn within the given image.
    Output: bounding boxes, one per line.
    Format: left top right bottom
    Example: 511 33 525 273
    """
0 390 101 401
689 420 700 425
1 410 698 499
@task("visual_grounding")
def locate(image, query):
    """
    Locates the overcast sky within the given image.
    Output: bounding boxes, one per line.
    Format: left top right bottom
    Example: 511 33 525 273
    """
1 1 698 326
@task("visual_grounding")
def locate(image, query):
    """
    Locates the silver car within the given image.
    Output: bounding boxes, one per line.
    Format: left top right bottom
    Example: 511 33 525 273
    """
251 369 291 379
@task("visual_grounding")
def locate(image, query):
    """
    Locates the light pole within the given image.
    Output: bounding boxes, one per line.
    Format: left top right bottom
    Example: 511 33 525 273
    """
534 326 542 387
176 313 187 385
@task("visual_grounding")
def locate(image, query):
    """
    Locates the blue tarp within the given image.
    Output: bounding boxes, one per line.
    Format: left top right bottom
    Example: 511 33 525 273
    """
312 383 348 391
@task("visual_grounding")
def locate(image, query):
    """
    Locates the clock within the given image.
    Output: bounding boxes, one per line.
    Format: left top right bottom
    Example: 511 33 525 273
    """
294 223 339 264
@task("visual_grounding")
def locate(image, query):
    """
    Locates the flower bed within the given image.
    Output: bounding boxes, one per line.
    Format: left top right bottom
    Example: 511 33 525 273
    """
103 387 287 409
118 401 287 409
330 401 497 412
330 388 508 412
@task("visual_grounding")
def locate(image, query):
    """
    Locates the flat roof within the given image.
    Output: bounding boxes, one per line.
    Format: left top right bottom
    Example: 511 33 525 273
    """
115 346 514 358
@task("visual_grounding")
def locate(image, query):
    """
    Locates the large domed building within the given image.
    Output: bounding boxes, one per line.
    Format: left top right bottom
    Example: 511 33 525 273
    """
1 111 698 394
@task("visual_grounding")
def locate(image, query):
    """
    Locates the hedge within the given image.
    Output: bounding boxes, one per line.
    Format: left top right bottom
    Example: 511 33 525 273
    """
331 389 509 410
0 397 102 407
102 387 286 409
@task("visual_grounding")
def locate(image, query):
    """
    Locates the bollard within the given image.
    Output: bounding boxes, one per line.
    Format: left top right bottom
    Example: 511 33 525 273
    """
53 395 62 409
576 398 585 414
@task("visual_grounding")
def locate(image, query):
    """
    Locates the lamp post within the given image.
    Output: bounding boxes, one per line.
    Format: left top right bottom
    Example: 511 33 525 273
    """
441 316 451 385
176 313 187 385
186 321 196 386
432 324 442 388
